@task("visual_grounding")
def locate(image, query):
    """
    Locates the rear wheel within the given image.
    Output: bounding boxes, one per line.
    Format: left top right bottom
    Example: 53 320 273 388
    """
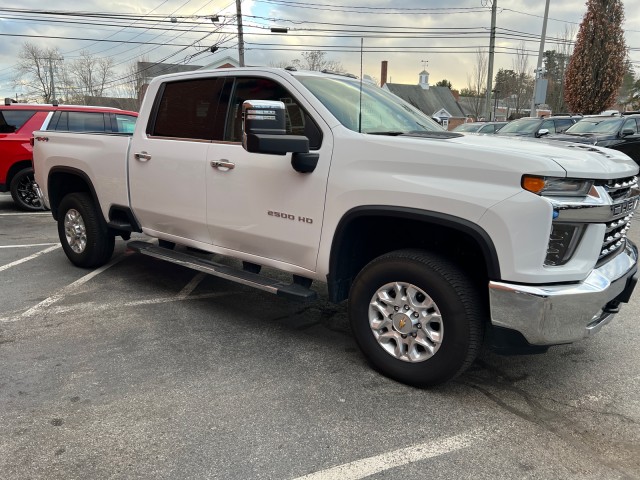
348 249 484 387
57 192 115 268
10 168 43 211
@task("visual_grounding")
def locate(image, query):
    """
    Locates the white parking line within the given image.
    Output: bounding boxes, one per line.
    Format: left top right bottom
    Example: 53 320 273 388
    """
0 243 59 249
1 254 126 323
291 430 489 480
0 244 61 272
177 272 206 299
0 212 50 216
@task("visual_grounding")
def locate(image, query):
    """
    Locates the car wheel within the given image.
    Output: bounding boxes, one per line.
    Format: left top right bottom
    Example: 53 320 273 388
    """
57 192 115 268
9 168 43 211
348 249 485 387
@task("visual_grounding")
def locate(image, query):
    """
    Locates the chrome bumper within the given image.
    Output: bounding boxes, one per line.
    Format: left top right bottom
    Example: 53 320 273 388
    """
489 240 638 346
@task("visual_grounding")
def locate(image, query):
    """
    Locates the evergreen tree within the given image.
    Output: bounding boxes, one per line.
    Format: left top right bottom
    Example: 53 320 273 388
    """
564 0 626 114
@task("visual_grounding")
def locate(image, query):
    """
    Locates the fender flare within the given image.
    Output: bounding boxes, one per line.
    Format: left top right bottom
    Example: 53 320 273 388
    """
327 205 501 301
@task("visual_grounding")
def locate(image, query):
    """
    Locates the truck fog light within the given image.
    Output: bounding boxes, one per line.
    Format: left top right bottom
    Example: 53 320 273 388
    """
545 223 584 266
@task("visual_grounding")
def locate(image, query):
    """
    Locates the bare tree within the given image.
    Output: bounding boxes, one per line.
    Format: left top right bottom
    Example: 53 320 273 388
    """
511 42 534 116
68 51 115 102
292 51 345 72
14 42 63 103
464 49 487 119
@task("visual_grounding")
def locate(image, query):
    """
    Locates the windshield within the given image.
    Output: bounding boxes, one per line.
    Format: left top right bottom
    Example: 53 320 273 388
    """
453 123 481 132
497 118 541 134
565 118 623 134
296 75 442 134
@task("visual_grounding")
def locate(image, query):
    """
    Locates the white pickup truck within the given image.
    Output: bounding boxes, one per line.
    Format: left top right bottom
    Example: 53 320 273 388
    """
32 67 639 386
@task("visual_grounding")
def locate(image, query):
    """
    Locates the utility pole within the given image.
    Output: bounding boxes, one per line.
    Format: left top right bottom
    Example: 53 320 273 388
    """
236 0 245 67
530 0 550 117
48 56 55 103
484 0 497 121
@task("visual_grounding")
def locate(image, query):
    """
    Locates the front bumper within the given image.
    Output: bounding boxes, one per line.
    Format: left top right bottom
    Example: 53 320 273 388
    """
489 239 638 346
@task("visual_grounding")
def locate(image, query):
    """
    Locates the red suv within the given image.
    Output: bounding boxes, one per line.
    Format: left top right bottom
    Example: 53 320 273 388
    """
1 101 137 210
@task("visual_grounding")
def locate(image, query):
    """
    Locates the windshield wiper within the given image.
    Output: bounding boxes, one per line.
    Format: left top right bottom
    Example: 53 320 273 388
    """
366 131 405 136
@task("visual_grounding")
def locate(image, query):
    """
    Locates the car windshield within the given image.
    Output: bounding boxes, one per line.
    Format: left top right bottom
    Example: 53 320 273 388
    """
453 123 481 132
497 118 541 134
565 118 624 134
296 75 442 134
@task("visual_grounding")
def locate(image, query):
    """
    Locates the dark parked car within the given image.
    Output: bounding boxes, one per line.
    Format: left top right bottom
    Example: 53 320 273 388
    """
496 115 580 138
545 114 640 166
452 121 507 134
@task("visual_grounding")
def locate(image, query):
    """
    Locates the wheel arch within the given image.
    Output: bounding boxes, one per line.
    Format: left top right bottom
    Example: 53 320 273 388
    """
327 206 501 303
5 160 33 187
47 167 101 222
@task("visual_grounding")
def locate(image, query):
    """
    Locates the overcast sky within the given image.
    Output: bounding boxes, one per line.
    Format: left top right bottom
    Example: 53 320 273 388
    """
0 0 638 101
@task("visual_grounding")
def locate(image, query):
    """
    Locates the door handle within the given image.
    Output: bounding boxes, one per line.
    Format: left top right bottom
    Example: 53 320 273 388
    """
211 160 235 170
134 151 152 161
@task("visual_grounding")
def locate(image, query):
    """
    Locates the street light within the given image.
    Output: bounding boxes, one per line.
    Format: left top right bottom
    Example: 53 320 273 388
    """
492 89 500 121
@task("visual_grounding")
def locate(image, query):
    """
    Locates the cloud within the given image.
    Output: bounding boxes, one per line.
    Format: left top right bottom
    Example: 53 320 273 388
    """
1 0 638 99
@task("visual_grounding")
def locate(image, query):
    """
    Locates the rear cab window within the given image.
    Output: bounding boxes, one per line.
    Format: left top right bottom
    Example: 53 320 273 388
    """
149 77 232 141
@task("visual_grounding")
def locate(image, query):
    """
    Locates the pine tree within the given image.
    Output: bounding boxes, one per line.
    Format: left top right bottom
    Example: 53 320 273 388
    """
564 0 626 114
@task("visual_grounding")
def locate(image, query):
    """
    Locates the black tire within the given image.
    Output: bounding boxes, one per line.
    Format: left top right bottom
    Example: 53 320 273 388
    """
57 192 115 268
348 249 485 387
10 168 43 211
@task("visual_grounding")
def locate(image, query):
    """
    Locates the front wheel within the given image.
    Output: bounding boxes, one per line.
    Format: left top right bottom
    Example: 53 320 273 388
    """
348 249 485 387
57 192 115 268
10 168 43 211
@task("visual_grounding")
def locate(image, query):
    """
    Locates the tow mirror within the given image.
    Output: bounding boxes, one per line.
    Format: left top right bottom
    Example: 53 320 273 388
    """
536 128 550 138
242 100 319 173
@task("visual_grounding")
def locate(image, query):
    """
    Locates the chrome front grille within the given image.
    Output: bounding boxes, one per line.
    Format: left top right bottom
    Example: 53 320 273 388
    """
599 176 637 201
599 176 638 262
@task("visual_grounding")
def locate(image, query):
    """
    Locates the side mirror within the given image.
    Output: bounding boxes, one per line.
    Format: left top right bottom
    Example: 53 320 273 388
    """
621 128 635 137
536 128 550 138
242 100 307 155
242 100 319 173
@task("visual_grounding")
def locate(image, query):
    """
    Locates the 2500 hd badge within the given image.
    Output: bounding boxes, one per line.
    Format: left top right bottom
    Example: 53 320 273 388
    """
268 210 313 224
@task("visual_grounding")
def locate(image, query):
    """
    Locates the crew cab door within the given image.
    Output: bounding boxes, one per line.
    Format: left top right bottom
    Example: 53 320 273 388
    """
128 78 231 244
205 75 332 271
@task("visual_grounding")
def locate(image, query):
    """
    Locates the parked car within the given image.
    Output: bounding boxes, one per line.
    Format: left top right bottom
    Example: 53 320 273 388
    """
545 113 640 166
452 121 507 134
496 115 580 139
0 100 137 210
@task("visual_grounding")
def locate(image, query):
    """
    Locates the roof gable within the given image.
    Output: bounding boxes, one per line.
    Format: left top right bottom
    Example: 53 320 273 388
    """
384 84 465 118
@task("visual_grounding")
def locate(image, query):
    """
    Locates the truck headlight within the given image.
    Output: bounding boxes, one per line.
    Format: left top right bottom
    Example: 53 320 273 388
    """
522 175 594 197
545 223 585 266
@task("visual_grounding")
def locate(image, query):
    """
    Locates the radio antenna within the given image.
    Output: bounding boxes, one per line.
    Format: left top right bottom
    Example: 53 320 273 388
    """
358 38 363 133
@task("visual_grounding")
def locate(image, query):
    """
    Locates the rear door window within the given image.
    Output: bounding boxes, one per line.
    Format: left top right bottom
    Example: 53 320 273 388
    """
149 77 231 141
50 112 108 132
0 110 37 133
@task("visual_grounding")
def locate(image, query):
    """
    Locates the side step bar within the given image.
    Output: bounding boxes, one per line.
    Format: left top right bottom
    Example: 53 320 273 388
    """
126 241 317 302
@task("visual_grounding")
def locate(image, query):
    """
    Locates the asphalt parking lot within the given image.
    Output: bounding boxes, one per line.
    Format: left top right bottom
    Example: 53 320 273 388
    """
1 191 639 480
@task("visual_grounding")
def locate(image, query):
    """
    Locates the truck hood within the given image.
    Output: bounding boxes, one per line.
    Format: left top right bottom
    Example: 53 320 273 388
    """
545 133 610 145
444 133 638 179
